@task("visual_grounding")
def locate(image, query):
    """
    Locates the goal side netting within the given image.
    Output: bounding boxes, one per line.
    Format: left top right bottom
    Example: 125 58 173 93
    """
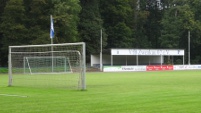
23 56 72 74
8 42 86 90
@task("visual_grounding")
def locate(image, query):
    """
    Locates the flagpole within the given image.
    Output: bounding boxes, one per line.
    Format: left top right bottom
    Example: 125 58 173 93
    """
100 29 103 71
188 30 190 65
51 37 53 72
50 15 54 72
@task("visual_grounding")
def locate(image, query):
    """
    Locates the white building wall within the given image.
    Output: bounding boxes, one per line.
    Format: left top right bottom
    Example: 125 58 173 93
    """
91 55 111 67
91 55 163 67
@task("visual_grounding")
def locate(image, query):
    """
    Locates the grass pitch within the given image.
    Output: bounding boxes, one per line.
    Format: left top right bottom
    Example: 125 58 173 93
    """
0 70 201 113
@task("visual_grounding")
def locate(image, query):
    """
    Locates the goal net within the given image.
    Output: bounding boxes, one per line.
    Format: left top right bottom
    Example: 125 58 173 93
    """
23 56 72 74
8 42 86 90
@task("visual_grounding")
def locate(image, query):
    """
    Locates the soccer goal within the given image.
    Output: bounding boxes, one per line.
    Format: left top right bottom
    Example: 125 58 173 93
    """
8 42 86 90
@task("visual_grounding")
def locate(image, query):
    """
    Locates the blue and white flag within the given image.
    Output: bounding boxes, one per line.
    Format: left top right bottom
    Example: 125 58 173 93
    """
50 15 54 39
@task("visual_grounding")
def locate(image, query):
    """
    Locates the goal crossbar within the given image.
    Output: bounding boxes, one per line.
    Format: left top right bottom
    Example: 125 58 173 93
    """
9 42 85 48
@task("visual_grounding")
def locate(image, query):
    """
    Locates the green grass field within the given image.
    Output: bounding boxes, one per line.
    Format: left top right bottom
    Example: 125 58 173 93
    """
1 70 201 113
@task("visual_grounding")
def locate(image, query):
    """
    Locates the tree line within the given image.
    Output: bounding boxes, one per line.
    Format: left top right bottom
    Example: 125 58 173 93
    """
0 0 201 66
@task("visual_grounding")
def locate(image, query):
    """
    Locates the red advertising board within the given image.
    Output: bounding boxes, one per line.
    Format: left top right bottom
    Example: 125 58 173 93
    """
146 65 173 71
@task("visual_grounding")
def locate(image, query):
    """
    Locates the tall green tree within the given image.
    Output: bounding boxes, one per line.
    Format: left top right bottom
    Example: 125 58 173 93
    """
143 0 163 48
24 0 51 44
53 0 81 43
108 22 132 48
131 0 151 48
0 0 7 22
100 0 133 48
129 0 164 48
186 0 201 63
0 0 8 66
159 1 199 63
0 0 28 66
79 0 107 61
160 4 195 48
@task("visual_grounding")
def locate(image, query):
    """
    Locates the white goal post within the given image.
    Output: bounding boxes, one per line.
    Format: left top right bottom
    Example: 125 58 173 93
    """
8 42 86 90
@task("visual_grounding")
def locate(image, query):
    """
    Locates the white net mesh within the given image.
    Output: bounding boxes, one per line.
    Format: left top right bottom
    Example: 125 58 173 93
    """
9 42 86 90
24 56 72 74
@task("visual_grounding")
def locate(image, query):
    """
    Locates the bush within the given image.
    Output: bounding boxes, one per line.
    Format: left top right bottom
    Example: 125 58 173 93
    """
0 67 8 73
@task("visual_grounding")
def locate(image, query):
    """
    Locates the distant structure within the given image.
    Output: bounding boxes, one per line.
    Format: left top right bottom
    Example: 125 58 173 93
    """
91 48 185 67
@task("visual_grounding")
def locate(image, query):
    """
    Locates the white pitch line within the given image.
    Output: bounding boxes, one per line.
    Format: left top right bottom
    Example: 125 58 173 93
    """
0 94 28 98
